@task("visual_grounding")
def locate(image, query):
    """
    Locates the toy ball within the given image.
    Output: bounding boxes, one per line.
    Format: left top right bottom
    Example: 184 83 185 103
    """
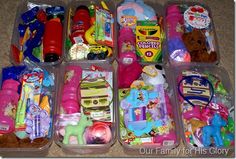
85 122 112 144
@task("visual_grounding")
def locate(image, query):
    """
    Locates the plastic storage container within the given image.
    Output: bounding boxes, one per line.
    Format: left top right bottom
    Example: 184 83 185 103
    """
171 64 234 157
0 61 57 157
54 62 116 155
10 0 68 66
116 0 165 64
65 0 116 63
164 2 220 65
117 61 180 154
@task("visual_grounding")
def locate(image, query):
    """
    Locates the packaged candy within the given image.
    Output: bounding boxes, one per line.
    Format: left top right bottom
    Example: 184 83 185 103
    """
11 1 66 64
67 0 115 61
0 58 55 152
118 63 179 153
55 63 115 154
165 3 219 64
173 64 234 156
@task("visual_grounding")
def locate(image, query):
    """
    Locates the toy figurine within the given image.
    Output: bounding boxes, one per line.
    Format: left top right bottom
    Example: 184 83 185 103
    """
118 27 137 63
202 113 226 147
63 113 93 145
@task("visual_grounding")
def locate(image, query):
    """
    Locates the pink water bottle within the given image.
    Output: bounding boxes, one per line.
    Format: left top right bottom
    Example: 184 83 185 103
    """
166 5 190 63
166 5 184 39
61 65 82 114
118 27 137 64
0 79 20 134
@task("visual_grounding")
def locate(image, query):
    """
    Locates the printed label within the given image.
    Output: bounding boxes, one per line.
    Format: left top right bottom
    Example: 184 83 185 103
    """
120 15 137 28
184 5 211 29
0 123 9 131
136 24 162 62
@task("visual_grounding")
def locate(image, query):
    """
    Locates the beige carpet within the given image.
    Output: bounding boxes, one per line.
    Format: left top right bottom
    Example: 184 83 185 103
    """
0 0 234 157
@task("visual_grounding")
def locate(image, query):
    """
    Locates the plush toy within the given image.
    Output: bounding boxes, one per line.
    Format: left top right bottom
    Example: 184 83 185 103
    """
182 29 217 62
117 0 157 29
118 61 142 88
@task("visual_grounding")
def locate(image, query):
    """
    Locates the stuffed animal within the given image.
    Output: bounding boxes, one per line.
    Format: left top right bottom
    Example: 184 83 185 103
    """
182 29 217 62
141 65 166 86
118 61 142 88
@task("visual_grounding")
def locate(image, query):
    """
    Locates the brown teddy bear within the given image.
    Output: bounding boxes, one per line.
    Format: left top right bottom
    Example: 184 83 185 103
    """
182 29 217 62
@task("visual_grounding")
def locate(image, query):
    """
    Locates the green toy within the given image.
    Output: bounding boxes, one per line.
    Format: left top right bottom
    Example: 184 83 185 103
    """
15 84 31 128
32 46 43 61
206 73 228 95
221 117 234 147
63 113 93 145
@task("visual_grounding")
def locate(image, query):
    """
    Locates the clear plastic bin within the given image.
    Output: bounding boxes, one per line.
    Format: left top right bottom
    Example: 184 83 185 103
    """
117 61 180 155
116 0 165 64
10 0 68 66
171 64 234 157
65 0 117 63
0 64 57 157
164 2 220 65
54 62 116 155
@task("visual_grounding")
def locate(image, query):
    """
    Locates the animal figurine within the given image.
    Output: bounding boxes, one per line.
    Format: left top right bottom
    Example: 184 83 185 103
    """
63 113 93 145
202 113 226 147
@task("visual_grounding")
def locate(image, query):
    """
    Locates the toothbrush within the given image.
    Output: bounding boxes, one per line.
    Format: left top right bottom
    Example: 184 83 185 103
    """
15 84 31 128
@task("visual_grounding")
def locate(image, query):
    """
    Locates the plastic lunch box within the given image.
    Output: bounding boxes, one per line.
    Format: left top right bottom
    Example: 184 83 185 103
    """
117 62 180 155
171 64 234 157
10 0 68 66
54 62 117 155
116 0 165 63
65 0 117 63
164 2 220 65
0 65 57 157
